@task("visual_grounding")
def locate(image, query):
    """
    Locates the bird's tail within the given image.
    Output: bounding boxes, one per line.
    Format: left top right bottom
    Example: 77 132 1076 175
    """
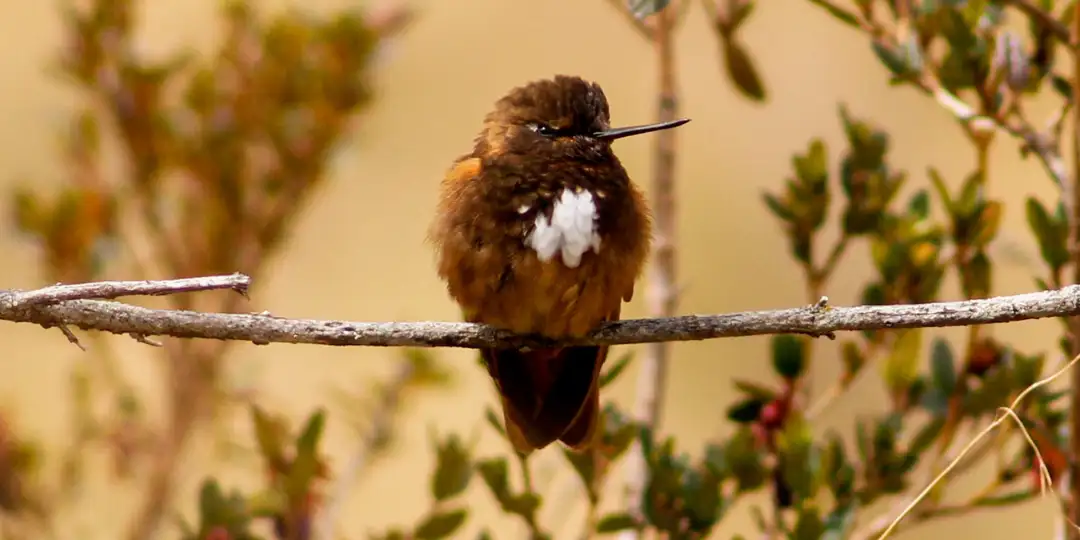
483 344 607 454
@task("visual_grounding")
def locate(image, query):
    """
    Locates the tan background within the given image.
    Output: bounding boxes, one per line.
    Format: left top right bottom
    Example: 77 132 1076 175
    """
0 0 1069 538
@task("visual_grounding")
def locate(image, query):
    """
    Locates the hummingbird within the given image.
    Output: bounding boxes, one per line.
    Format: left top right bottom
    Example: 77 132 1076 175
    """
428 75 689 454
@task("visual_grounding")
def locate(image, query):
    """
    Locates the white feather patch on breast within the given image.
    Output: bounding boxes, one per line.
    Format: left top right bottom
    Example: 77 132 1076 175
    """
525 188 602 268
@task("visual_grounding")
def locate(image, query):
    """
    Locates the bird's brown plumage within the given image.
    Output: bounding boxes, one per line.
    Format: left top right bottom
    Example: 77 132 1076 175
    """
428 75 666 454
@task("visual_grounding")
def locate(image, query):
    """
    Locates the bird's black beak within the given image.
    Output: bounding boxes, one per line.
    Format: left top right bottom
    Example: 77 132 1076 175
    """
591 118 691 141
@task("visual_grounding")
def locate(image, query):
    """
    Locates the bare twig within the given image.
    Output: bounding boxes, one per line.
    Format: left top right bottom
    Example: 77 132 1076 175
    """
8 273 250 307
6 276 1080 348
619 2 681 536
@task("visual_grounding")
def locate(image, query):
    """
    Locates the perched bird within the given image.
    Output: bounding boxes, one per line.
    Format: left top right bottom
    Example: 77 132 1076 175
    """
428 75 689 454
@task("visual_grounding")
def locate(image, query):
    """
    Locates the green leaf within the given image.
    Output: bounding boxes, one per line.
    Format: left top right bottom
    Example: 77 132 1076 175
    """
504 493 541 517
599 352 633 388
957 170 985 217
431 434 472 501
792 505 825 540
763 193 794 222
198 479 228 526
250 406 286 469
821 502 858 539
883 329 922 394
483 407 506 437
414 509 468 539
721 36 767 102
908 189 930 220
726 0 756 31
726 427 768 491
596 513 639 533
776 415 817 501
927 167 954 214
563 445 597 498
626 0 671 19
963 250 992 298
930 338 956 395
807 0 859 28
476 458 510 501
1026 197 1069 270
285 409 326 502
971 201 1002 247
871 41 913 77
771 335 806 379
732 379 777 400
726 396 766 424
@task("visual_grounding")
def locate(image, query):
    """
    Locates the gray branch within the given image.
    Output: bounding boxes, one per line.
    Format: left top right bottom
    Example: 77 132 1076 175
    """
2 273 1080 349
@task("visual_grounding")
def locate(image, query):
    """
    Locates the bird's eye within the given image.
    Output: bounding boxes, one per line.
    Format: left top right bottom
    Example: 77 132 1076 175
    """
528 123 558 137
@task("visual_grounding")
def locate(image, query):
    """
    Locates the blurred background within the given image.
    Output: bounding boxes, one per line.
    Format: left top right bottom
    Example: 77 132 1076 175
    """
0 0 1071 538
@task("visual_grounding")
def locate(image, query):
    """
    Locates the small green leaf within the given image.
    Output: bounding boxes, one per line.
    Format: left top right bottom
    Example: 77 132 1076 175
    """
431 434 472 501
596 513 639 533
732 379 777 400
476 458 510 501
599 352 633 388
285 409 326 502
1026 197 1069 270
626 0 671 19
908 189 930 220
726 396 766 424
771 335 806 379
792 505 825 540
763 193 794 222
414 509 468 539
776 415 817 501
483 407 506 438
726 427 768 491
871 41 912 76
721 36 767 102
971 201 1002 247
963 250 992 298
725 0 756 31
927 167 954 214
504 493 541 517
883 329 922 393
807 0 859 28
930 338 956 395
564 445 598 497
250 406 286 469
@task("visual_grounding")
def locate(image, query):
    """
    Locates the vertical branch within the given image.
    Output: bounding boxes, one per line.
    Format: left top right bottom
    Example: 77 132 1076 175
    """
1068 3 1080 536
621 3 680 535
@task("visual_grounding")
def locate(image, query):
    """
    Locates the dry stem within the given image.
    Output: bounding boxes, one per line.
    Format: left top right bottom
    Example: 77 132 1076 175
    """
619 3 682 536
857 354 1080 540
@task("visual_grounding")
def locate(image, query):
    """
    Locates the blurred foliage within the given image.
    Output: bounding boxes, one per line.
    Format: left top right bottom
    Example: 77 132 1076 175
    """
6 0 1080 539
3 0 414 538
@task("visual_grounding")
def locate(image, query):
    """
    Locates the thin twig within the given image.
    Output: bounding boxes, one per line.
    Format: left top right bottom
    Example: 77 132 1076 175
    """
7 276 1080 348
862 354 1080 540
9 273 250 307
620 3 681 537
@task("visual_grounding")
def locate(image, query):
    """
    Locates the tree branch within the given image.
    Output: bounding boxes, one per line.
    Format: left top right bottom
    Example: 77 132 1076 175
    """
4 275 1080 349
